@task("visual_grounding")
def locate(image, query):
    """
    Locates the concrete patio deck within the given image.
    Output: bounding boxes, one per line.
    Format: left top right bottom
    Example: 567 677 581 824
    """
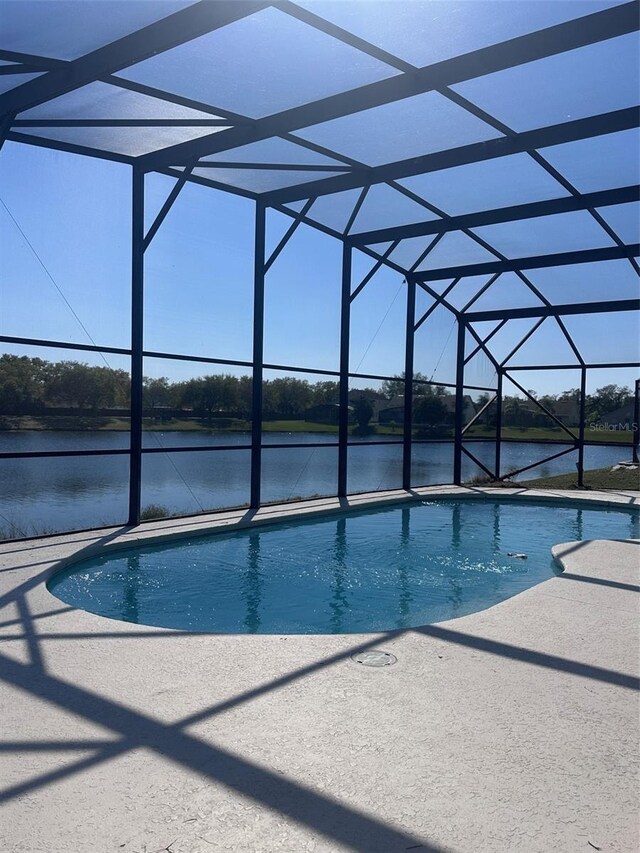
0 487 638 853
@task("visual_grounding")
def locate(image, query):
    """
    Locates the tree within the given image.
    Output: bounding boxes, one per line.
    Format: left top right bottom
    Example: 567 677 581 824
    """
236 375 252 419
352 398 373 433
381 372 455 399
503 396 524 428
586 384 633 422
311 381 340 406
143 376 174 410
0 354 47 415
381 371 432 398
262 377 313 418
558 388 580 402
181 376 231 420
43 361 129 410
413 395 449 437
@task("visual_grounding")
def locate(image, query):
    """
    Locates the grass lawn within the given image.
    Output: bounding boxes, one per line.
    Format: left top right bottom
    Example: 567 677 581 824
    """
520 465 640 491
466 424 634 444
260 420 404 436
1 416 634 447
0 415 406 436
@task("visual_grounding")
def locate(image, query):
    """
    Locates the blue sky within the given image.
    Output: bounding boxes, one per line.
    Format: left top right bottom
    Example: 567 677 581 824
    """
0 138 638 397
1 1 638 397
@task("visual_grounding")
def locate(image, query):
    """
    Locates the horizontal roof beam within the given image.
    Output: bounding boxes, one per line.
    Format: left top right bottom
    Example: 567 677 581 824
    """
190 160 352 171
0 0 269 117
409 244 640 283
504 361 640 370
465 298 640 322
5 129 135 164
13 118 233 128
138 2 639 171
348 185 640 246
0 50 69 69
264 107 639 205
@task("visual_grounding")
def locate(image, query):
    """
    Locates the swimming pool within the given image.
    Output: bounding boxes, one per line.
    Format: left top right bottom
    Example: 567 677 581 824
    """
47 498 639 634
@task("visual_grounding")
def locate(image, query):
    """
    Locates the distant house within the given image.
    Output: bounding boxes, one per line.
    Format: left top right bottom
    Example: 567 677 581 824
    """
376 394 404 424
505 397 579 428
379 405 405 425
550 398 580 425
593 401 637 431
440 394 477 425
305 403 353 425
377 394 476 427
348 389 386 402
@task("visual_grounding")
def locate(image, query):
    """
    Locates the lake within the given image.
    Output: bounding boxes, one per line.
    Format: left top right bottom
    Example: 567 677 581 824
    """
0 430 631 538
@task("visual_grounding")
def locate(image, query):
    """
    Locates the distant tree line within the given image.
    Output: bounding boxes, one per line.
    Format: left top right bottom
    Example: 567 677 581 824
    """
0 355 356 420
0 355 130 414
0 356 634 428
475 384 635 429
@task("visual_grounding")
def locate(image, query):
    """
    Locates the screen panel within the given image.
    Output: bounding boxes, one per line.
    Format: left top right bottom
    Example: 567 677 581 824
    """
0 345 131 451
295 90 502 167
117 6 399 119
0 143 131 347
141 448 251 518
261 444 338 504
451 32 640 132
0 454 129 540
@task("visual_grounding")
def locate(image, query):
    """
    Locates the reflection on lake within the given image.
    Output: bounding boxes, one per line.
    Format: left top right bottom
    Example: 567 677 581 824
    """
0 430 632 538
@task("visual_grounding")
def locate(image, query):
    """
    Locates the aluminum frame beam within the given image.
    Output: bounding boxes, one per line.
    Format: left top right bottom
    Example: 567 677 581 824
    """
465 297 640 323
250 203 266 508
128 167 144 527
143 163 197 251
577 367 588 487
338 243 351 497
410 244 640 284
5 129 136 165
348 185 640 246
453 319 466 485
402 279 416 490
500 445 577 481
633 379 640 464
13 119 233 128
263 108 639 205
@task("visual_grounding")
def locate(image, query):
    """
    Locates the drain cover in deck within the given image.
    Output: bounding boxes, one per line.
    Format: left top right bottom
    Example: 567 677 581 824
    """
351 650 397 667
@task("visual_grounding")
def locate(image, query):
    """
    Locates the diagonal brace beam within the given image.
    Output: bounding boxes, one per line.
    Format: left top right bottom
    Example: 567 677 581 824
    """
505 372 578 441
462 394 498 436
464 318 507 365
143 163 197 251
264 197 316 273
500 445 577 481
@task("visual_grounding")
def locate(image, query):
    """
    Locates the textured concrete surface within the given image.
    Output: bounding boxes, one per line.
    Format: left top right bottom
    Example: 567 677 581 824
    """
0 487 638 853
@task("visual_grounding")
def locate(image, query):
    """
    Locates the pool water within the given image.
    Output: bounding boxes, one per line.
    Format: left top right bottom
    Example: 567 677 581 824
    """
47 499 639 634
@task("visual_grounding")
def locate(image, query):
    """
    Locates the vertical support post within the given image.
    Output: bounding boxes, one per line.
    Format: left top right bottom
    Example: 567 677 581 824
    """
631 379 640 464
453 317 466 485
632 378 639 464
128 167 144 526
577 366 587 487
0 112 16 154
495 369 503 480
402 278 416 491
250 203 266 508
338 242 352 497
